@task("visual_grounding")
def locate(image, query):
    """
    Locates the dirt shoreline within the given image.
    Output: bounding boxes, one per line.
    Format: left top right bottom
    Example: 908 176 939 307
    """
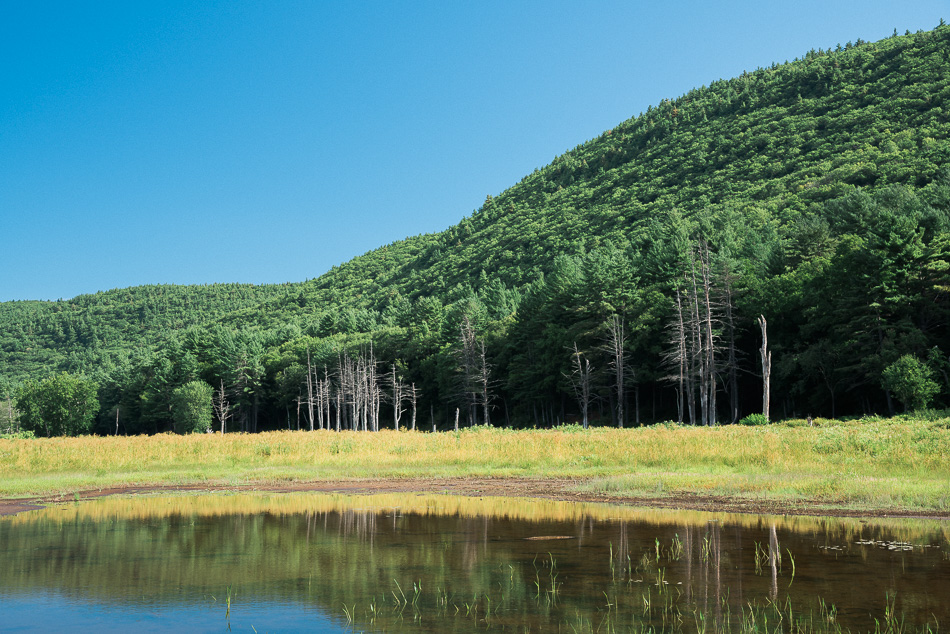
2 477 948 519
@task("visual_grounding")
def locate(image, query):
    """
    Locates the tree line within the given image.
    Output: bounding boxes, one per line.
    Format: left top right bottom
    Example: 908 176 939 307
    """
3 25 950 436
4 182 949 437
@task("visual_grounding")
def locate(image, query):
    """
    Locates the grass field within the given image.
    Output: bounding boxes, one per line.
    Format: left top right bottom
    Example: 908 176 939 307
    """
2 415 949 512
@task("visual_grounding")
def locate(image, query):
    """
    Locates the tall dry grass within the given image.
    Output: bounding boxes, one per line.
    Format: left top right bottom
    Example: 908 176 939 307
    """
1 417 948 510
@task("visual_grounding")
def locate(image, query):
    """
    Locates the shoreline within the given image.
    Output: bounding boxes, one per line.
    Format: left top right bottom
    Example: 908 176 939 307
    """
3 476 949 520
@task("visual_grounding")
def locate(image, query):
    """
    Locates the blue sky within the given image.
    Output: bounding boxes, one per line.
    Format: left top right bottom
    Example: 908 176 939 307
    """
1 1 946 302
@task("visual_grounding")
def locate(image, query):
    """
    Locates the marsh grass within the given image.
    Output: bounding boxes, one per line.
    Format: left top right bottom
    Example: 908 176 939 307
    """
1 416 948 511
339 574 940 634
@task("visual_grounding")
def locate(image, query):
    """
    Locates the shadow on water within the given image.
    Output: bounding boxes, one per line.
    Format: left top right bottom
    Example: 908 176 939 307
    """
1 492 948 632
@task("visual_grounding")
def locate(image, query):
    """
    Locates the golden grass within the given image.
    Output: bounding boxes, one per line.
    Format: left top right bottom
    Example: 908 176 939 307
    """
1 417 948 511
8 489 949 544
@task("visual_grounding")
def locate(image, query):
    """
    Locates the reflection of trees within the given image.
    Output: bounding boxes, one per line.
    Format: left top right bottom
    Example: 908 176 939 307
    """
770 523 780 601
1 494 947 632
699 520 722 629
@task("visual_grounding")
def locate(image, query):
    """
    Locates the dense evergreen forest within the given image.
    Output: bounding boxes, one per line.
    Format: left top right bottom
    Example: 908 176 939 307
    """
4 25 950 435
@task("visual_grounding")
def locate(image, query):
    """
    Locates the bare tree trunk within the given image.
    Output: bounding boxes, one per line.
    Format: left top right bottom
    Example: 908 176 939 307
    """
675 290 687 423
567 342 593 428
376 353 381 432
313 370 323 429
686 274 701 426
479 340 491 426
335 385 342 432
324 367 331 430
721 264 740 424
454 407 459 431
687 242 719 426
390 363 405 431
605 315 626 428
410 383 418 431
357 355 364 431
367 344 379 432
758 315 771 421
458 315 490 427
698 241 717 426
214 379 230 434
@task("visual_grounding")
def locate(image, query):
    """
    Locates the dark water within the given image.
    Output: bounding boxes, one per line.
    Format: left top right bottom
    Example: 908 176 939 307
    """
0 492 947 633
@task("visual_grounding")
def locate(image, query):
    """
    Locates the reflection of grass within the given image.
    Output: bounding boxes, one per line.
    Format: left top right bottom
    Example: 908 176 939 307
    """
9 489 948 554
0 416 948 511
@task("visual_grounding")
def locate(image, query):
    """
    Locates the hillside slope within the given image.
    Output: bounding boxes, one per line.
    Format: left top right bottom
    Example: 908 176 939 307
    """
3 25 950 431
283 24 950 308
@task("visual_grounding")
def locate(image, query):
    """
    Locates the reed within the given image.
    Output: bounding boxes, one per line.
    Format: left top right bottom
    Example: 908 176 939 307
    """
337 576 940 634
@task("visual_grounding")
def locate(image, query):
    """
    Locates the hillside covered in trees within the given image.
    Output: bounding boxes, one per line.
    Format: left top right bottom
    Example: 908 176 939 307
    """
3 24 950 435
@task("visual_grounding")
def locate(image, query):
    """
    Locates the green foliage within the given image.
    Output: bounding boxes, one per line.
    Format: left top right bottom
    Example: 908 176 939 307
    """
15 372 99 437
881 355 940 412
170 380 214 434
737 413 769 426
2 25 950 431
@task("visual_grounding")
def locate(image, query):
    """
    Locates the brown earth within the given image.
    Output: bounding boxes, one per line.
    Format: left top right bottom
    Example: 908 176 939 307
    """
2 477 948 519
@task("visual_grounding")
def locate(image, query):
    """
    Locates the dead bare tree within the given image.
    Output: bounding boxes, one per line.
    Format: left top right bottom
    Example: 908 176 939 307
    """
685 241 720 426
364 344 379 432
719 262 741 424
334 381 342 432
758 315 771 421
3 393 17 434
295 393 302 430
662 288 689 423
213 379 231 434
389 363 407 431
457 315 492 426
686 265 703 425
355 353 366 431
698 241 718 426
461 316 479 425
604 315 627 428
478 339 492 426
409 382 419 431
305 349 314 431
339 352 356 431
323 367 332 430
329 345 382 432
374 348 382 431
566 342 594 428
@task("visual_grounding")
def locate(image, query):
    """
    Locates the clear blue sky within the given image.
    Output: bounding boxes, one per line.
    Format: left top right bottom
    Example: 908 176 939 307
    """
1 1 945 302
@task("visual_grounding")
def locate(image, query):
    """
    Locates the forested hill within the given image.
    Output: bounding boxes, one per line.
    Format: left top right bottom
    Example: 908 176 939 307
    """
0 284 290 383
271 23 950 311
3 24 950 434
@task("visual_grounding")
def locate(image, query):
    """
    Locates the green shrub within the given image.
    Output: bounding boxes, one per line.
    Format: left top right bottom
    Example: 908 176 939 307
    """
170 380 214 434
738 413 770 426
16 372 99 437
881 355 939 412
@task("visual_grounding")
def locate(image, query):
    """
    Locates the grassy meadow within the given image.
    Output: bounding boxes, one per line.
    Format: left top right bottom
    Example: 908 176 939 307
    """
2 416 949 512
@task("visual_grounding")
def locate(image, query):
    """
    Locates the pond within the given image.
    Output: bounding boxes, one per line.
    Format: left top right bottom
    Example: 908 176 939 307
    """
0 492 947 633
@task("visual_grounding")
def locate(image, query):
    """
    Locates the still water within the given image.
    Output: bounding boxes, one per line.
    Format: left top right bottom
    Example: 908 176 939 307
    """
0 492 947 633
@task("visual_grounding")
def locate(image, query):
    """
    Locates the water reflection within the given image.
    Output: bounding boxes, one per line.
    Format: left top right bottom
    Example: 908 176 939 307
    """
0 492 947 632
